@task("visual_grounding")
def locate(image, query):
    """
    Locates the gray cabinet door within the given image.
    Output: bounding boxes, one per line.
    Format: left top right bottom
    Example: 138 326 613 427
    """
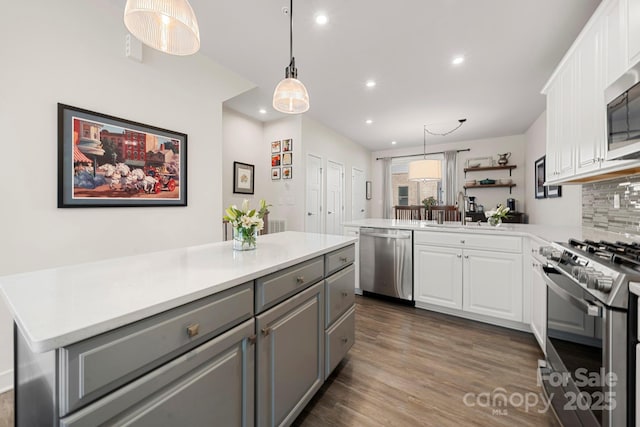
256 282 324 427
60 319 255 427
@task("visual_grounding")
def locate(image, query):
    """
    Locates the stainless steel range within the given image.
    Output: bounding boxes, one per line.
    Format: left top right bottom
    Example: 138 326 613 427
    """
538 238 640 427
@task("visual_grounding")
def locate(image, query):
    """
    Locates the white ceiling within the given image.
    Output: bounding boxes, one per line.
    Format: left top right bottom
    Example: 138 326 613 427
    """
121 0 602 151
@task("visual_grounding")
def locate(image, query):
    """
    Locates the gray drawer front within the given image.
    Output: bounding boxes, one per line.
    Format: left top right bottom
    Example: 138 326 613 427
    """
325 306 355 380
60 282 254 415
60 319 255 427
255 257 324 313
325 245 355 276
325 265 355 327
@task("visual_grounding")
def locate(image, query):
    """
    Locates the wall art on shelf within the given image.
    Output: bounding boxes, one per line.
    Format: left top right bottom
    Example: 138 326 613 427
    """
282 166 292 179
272 167 281 180
282 152 292 165
282 139 292 152
271 154 281 167
366 181 372 200
534 155 547 199
547 184 562 198
58 103 187 208
271 140 281 153
233 161 255 194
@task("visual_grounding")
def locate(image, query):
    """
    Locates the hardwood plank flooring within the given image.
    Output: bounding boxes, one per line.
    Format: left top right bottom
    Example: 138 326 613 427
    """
0 390 13 427
294 296 560 427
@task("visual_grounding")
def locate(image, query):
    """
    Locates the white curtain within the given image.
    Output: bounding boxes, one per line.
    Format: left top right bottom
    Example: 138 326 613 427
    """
382 157 393 219
443 150 457 205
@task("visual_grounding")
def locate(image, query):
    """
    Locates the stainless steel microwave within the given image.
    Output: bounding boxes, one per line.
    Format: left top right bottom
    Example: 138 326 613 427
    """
606 61 640 159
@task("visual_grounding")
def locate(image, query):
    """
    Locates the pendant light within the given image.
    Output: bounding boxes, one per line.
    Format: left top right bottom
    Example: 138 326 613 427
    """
124 0 200 56
408 119 466 181
273 0 310 114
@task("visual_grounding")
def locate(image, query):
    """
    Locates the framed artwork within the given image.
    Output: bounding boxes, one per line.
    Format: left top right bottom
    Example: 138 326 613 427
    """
271 154 281 167
548 184 562 198
282 152 292 165
366 181 372 200
534 156 547 199
272 167 281 180
58 103 187 208
282 166 292 179
282 139 292 152
233 161 254 194
271 140 281 153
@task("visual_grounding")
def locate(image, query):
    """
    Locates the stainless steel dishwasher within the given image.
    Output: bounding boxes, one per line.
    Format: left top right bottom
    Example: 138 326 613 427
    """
359 228 413 302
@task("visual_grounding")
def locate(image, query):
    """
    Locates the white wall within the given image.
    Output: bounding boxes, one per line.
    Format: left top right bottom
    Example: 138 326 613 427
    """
524 112 582 226
0 0 253 392
371 135 527 218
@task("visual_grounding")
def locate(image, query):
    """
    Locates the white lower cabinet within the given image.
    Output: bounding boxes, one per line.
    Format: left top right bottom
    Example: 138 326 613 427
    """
462 249 523 322
414 231 524 325
414 245 462 310
530 263 547 352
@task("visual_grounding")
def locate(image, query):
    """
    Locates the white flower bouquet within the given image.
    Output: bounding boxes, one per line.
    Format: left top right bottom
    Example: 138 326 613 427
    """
485 204 510 226
224 199 270 250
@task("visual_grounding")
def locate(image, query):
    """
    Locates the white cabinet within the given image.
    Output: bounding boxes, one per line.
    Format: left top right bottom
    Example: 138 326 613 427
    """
546 58 576 181
528 237 549 353
604 0 626 86
414 245 462 310
413 231 524 325
628 0 640 66
463 249 523 322
343 226 360 292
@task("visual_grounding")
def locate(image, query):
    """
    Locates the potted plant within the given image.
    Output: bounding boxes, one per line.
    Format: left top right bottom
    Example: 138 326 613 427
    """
223 199 270 250
485 204 510 226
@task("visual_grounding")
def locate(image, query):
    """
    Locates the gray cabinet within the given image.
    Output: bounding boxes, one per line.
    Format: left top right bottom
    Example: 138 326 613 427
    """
256 282 325 427
60 319 255 427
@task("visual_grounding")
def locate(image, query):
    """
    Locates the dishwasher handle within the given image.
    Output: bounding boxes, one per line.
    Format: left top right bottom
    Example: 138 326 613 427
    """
360 229 411 239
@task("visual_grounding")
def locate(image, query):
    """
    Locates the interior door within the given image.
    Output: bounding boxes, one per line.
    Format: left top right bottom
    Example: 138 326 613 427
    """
326 160 344 235
351 167 366 221
305 154 323 233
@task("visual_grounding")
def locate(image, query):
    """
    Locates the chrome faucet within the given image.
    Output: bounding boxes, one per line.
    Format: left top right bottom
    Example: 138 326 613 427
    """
457 191 468 225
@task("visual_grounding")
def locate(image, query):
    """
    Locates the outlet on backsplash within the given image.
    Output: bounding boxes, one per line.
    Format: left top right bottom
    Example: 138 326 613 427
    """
614 194 620 209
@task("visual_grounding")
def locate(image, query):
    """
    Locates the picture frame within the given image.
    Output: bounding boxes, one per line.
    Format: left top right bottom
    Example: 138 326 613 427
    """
282 166 292 179
547 184 562 198
272 167 281 180
366 181 372 200
271 140 281 153
282 139 292 152
534 155 547 199
58 103 187 208
282 152 292 165
233 161 254 194
271 154 281 167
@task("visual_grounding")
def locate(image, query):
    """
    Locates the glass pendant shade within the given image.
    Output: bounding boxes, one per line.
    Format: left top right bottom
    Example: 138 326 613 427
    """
124 0 200 56
273 77 310 114
408 159 442 181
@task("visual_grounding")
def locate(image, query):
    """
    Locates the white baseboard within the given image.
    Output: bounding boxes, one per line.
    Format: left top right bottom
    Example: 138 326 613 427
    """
414 301 531 333
0 369 13 394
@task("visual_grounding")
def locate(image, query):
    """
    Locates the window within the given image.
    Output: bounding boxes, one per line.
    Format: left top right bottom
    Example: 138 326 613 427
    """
390 155 444 208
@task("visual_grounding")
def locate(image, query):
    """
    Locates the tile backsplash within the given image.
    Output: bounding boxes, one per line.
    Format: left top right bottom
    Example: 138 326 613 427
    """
582 174 640 234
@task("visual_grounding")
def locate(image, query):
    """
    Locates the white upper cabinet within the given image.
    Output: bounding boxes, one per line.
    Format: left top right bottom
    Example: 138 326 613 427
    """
604 0 626 86
628 0 640 66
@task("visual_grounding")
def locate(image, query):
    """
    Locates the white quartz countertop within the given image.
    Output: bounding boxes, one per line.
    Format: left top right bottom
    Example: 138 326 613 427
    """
0 231 355 353
343 218 640 245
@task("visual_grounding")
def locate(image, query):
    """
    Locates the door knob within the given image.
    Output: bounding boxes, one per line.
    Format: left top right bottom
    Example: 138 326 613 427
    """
307 212 313 216
361 209 365 212
328 211 333 214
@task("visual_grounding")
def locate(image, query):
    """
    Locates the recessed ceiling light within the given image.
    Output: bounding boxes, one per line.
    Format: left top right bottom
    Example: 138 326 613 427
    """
259 108 267 114
365 119 373 125
365 80 376 88
391 141 397 145
452 56 465 65
315 14 328 25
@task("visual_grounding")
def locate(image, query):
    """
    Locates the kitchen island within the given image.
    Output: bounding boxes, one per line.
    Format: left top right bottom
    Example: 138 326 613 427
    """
0 231 357 426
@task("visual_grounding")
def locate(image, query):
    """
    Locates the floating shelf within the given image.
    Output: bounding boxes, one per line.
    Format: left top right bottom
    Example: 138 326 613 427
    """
464 183 516 194
464 165 517 176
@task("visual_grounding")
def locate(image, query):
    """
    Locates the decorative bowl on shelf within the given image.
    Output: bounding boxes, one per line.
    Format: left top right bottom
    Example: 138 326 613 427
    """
499 178 513 185
479 178 496 185
465 179 476 186
467 162 481 168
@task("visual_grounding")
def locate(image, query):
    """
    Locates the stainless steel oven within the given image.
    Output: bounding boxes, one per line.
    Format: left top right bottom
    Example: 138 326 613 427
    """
538 240 639 427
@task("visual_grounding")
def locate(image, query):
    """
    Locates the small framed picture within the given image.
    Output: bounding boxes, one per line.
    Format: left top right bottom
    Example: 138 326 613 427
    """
547 185 562 198
272 167 281 180
271 154 281 167
271 140 281 153
282 152 292 165
233 161 254 194
282 139 292 152
534 156 547 199
282 166 292 179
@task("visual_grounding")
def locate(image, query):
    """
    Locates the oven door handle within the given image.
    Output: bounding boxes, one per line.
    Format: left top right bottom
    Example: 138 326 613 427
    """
538 265 602 317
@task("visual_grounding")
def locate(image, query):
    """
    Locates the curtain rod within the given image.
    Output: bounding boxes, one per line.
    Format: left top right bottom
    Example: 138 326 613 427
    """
376 148 470 161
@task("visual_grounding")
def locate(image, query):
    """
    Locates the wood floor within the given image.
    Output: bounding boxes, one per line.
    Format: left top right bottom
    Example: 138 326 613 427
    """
294 296 560 427
0 296 558 427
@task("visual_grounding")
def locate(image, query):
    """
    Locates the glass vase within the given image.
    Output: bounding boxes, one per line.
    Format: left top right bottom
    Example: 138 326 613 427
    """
233 227 258 251
488 216 502 227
